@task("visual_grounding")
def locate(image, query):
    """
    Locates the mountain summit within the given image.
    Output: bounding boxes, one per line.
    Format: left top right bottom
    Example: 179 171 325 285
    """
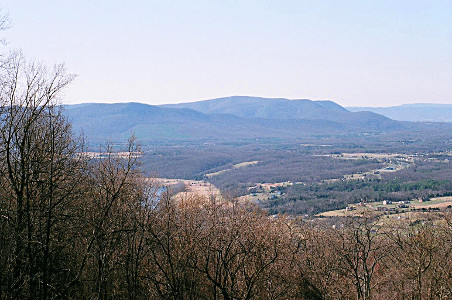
162 96 396 128
162 96 347 120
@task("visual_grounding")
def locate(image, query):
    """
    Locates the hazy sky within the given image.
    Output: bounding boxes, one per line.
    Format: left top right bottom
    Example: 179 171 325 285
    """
2 1 451 106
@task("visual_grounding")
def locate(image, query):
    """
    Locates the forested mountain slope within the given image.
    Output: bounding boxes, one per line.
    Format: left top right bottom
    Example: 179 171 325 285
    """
65 99 411 145
163 96 394 126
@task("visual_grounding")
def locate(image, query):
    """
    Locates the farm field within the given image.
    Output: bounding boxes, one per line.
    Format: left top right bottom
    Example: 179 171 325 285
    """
316 196 452 217
237 181 293 203
155 178 221 200
411 196 452 208
321 152 414 182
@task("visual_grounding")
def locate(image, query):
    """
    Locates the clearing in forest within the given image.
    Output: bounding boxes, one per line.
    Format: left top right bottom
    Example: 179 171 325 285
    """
205 160 259 177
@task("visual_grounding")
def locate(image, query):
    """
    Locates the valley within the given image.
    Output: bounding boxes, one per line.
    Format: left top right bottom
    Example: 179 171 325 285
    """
64 97 452 217
140 144 452 216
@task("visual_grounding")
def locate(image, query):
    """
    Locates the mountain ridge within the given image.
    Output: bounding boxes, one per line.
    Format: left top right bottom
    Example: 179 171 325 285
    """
347 103 452 122
163 96 350 120
62 97 452 146
63 97 410 145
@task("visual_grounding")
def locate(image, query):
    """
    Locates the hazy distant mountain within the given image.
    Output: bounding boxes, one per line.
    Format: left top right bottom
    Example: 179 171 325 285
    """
347 104 452 122
162 96 400 129
64 102 345 144
65 102 210 142
64 99 406 145
163 96 347 119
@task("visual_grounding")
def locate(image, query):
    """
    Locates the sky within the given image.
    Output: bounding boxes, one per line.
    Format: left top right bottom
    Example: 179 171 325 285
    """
1 0 451 107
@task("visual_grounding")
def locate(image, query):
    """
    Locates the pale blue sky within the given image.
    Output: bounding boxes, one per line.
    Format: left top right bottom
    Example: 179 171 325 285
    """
2 0 451 106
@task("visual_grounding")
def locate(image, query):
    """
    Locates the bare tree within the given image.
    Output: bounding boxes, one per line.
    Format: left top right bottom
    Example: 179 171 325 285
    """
333 213 391 300
69 138 146 299
387 219 452 299
0 52 81 298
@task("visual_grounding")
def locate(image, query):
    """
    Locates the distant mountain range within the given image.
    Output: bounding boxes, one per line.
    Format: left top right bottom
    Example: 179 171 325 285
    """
347 104 452 122
163 96 348 119
162 96 394 126
64 97 450 145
